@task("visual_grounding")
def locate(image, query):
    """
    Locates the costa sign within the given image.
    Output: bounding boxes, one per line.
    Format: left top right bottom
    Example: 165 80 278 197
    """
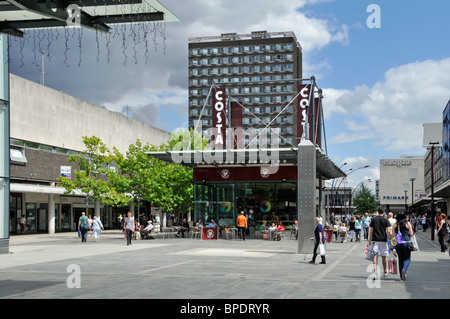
297 84 322 147
297 84 311 142
212 88 227 149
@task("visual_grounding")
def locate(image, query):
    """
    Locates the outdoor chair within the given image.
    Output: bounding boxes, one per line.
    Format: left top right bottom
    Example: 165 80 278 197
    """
191 228 201 239
224 227 234 240
338 230 349 243
290 228 298 240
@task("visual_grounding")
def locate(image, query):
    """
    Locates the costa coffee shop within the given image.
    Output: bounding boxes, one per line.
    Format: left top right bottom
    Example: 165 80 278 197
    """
148 147 345 233
148 79 345 233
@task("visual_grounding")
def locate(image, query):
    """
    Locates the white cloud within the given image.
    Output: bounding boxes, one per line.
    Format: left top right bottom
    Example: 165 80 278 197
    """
325 58 450 153
10 0 350 131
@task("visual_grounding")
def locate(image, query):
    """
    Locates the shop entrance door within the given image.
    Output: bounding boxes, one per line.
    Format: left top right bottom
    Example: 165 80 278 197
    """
73 207 94 230
38 209 47 232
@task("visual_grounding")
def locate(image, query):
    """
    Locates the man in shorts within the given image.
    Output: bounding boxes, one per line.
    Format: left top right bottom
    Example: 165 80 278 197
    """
368 208 392 278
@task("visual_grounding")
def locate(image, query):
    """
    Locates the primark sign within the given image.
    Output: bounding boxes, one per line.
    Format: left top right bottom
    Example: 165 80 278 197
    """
382 159 412 167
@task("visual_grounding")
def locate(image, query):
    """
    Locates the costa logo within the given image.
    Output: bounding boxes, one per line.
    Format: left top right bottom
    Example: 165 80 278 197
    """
212 88 226 148
298 84 311 141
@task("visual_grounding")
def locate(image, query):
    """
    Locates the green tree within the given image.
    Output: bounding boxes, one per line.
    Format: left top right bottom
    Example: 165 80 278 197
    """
110 139 162 221
352 184 378 215
58 136 131 212
149 128 208 216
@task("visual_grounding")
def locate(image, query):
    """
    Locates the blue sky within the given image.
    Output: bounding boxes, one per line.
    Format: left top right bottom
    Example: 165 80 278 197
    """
7 0 450 189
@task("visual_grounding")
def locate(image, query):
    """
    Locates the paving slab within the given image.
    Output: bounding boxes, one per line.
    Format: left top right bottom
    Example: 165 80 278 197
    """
0 230 449 300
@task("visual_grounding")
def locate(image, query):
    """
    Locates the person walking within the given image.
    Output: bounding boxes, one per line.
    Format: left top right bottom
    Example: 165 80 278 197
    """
309 217 326 264
19 215 26 234
392 212 414 281
348 216 356 242
437 213 448 252
368 208 392 279
92 216 104 242
355 215 362 243
87 215 93 236
236 211 248 241
123 211 134 246
362 213 371 241
422 214 428 232
78 212 89 243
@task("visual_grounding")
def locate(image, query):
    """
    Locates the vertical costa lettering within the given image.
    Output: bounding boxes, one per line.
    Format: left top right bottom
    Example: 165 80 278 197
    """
212 88 227 149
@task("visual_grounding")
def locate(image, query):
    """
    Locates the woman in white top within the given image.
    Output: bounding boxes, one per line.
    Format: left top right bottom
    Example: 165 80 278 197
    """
92 216 104 242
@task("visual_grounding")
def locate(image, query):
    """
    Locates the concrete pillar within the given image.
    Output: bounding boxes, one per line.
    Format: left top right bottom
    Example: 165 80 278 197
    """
162 212 167 228
129 200 134 218
95 199 100 218
297 140 316 254
48 194 55 234
0 34 9 254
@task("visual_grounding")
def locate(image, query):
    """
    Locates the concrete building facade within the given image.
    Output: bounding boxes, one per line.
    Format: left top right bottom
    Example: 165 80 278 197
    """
188 31 303 147
379 156 425 212
8 74 171 236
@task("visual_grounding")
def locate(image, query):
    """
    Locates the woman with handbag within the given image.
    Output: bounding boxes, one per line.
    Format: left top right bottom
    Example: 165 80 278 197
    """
309 217 326 264
437 213 448 252
92 216 104 242
392 212 414 281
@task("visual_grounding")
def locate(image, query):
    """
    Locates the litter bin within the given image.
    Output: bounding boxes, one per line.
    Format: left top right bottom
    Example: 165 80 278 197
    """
324 229 333 243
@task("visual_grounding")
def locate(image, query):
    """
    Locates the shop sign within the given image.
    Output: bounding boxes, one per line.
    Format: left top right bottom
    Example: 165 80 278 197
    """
202 227 218 240
220 169 230 179
383 195 408 200
297 84 311 142
60 166 71 179
212 88 227 149
382 160 412 167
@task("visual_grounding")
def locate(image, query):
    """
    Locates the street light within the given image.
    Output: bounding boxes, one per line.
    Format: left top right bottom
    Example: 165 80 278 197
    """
326 162 347 222
336 165 370 218
403 183 409 212
349 179 372 215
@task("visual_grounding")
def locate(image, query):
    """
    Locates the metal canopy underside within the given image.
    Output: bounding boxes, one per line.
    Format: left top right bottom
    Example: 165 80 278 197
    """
146 147 346 180
0 0 179 37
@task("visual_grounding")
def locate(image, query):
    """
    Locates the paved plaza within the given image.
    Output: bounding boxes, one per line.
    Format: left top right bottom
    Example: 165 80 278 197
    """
0 229 449 300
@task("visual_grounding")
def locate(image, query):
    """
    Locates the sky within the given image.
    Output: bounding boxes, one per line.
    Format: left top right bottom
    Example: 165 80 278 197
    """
8 0 450 190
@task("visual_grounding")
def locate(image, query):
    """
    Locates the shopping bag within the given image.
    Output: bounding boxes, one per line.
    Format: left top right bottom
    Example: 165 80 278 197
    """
409 235 419 251
390 225 403 249
364 243 374 261
78 229 81 237
319 243 326 256
388 257 398 275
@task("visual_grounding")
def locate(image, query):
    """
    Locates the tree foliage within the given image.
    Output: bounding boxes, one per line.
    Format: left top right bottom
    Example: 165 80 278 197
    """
60 129 207 217
58 136 131 208
352 184 378 215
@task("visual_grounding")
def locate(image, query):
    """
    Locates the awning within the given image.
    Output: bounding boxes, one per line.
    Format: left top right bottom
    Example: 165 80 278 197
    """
432 179 450 198
10 183 84 195
146 147 346 180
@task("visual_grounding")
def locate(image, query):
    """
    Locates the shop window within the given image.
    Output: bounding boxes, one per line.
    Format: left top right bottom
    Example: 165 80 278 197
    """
10 148 27 164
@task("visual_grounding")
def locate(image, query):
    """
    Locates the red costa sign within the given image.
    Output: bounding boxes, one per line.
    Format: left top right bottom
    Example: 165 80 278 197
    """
297 84 311 143
297 84 322 147
212 88 227 149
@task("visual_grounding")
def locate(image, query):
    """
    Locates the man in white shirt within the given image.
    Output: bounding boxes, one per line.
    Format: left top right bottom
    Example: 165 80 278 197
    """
140 221 153 239
123 211 134 246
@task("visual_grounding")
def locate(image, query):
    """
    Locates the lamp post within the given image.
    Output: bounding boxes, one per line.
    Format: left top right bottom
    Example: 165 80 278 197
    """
336 165 370 217
349 179 372 215
328 163 347 223
403 183 409 212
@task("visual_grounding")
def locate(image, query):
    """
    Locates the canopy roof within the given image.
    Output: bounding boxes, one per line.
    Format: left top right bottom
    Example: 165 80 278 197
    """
147 147 346 180
0 0 179 37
